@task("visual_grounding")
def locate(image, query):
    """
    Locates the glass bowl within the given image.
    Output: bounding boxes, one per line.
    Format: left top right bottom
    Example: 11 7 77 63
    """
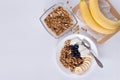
40 2 78 38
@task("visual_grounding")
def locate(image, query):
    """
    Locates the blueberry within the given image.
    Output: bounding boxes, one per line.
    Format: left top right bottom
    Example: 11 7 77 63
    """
74 50 79 54
71 52 75 57
71 50 77 57
74 50 81 58
74 44 79 49
69 45 74 50
75 53 80 58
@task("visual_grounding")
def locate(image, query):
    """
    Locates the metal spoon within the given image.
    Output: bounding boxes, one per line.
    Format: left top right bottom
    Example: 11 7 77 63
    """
81 39 103 68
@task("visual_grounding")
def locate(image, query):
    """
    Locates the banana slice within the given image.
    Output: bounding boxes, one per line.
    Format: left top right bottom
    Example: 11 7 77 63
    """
84 61 90 68
81 63 88 71
84 60 91 66
81 64 86 71
75 67 83 74
84 56 92 61
85 57 92 61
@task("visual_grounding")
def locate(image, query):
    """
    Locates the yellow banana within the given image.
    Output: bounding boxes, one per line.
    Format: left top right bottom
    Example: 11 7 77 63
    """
89 0 120 30
79 0 117 34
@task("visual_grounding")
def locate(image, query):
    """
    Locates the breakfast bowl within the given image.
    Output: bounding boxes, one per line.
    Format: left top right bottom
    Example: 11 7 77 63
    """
55 34 98 78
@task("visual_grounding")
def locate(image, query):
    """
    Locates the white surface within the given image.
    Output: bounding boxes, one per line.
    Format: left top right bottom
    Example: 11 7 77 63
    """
56 34 98 78
0 0 120 80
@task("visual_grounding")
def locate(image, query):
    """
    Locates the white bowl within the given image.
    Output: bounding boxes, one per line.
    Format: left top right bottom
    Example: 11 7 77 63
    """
56 34 98 78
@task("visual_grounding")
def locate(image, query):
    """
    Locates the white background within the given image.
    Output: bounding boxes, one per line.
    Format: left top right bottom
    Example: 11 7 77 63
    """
0 0 120 80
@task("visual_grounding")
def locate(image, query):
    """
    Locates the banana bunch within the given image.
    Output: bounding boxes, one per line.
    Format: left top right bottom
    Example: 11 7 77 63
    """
75 55 93 74
79 0 120 34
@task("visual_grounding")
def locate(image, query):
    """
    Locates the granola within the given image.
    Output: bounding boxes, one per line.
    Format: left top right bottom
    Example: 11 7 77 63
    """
44 6 73 36
60 40 83 72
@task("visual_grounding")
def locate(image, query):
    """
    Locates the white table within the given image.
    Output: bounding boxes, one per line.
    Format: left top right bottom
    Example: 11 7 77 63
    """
0 0 120 80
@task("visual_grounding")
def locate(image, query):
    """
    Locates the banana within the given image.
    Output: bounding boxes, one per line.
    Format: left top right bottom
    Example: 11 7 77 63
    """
79 0 117 34
84 61 90 68
89 0 120 30
75 66 83 74
81 63 88 71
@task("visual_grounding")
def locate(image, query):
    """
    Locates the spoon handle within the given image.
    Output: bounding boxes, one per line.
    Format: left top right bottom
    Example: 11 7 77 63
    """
90 50 103 68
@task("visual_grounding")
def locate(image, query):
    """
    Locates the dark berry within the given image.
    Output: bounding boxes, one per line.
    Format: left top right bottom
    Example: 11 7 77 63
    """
75 53 80 58
71 50 77 57
74 44 79 49
74 50 79 54
69 45 74 50
74 50 81 58
77 51 81 56
71 52 75 57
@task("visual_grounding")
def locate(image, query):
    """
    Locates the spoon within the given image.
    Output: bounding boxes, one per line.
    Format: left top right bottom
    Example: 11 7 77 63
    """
81 39 103 68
